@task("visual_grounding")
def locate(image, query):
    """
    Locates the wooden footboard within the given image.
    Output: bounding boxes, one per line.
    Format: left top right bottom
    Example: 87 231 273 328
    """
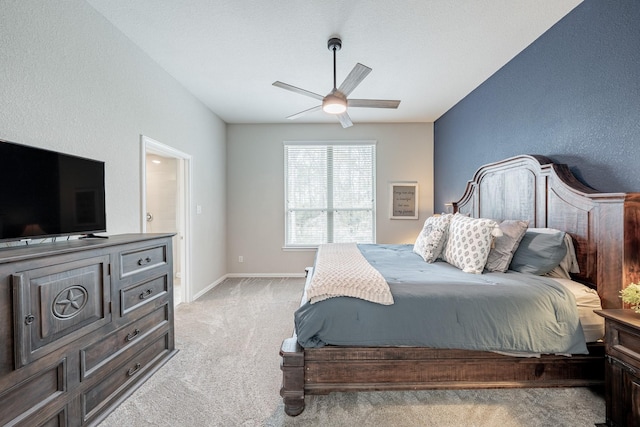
279 338 305 416
280 340 604 416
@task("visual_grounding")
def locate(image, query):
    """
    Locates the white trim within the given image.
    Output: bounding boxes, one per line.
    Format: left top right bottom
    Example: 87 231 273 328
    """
225 273 307 278
190 273 307 302
281 246 317 251
141 135 194 304
192 275 228 301
283 139 377 146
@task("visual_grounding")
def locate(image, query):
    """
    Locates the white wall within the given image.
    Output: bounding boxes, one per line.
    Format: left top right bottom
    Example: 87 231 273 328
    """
0 0 227 298
226 123 433 275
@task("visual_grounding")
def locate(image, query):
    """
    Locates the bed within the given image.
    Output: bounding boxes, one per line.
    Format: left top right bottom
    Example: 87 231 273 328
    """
279 154 640 416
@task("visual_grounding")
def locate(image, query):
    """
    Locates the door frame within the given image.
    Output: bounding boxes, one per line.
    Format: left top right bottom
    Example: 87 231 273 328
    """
140 135 193 304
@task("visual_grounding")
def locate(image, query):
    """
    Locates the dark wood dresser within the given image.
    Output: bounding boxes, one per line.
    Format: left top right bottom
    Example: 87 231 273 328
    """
0 233 177 426
596 309 640 427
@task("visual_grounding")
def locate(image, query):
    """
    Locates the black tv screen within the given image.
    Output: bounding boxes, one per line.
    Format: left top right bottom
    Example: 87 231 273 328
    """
0 139 106 242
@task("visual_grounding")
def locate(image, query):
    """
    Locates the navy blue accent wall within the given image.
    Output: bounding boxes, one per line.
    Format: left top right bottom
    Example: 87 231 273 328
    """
434 0 640 210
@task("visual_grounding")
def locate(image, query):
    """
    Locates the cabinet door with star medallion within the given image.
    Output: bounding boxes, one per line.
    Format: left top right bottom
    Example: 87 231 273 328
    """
12 255 111 368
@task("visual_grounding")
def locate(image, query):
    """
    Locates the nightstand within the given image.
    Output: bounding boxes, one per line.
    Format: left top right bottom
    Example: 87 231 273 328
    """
595 309 640 426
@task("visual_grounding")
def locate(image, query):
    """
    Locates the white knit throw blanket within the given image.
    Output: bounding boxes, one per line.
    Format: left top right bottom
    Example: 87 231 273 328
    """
307 243 394 305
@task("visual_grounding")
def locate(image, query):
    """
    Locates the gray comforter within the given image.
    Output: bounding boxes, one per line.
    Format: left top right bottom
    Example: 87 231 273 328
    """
294 244 588 354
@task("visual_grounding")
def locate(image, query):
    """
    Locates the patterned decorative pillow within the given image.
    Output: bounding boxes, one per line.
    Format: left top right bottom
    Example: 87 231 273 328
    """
442 214 500 274
485 220 529 272
413 214 453 262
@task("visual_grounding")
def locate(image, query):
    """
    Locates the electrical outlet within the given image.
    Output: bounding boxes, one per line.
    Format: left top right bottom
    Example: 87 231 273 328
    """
238 255 244 263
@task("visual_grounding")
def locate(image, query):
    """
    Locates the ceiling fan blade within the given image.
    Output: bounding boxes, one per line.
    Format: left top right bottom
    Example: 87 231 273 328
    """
348 99 401 109
336 111 353 128
273 81 324 100
286 105 322 120
338 63 372 97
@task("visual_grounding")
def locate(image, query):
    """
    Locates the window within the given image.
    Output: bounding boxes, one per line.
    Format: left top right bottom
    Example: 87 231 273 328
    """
284 141 376 247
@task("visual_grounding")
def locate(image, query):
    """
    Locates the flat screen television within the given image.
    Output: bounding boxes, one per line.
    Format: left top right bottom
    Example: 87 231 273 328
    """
0 139 106 242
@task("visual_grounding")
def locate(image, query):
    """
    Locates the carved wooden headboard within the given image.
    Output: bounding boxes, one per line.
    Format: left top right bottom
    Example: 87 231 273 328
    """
453 154 640 309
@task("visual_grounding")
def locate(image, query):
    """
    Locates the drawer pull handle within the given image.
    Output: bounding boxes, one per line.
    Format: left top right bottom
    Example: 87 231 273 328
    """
138 256 152 266
127 362 142 377
607 355 638 375
24 314 35 325
139 289 153 299
125 328 141 342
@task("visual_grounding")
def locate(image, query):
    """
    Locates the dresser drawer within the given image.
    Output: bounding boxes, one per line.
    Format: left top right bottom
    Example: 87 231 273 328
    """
80 304 170 380
12 405 68 427
120 274 169 317
607 321 640 367
81 332 172 422
0 358 66 427
119 244 168 278
80 304 169 381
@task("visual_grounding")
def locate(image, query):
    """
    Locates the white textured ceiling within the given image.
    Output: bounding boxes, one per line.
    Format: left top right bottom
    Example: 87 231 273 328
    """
86 0 582 125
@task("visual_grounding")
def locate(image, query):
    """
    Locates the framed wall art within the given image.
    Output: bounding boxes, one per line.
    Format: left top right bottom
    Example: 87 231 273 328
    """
389 182 418 219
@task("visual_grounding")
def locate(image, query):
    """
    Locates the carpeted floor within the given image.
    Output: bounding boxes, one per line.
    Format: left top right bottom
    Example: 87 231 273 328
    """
99 277 606 427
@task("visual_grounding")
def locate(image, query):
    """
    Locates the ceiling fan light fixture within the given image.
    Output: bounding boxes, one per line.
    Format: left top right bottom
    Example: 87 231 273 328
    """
274 37 400 127
322 93 347 114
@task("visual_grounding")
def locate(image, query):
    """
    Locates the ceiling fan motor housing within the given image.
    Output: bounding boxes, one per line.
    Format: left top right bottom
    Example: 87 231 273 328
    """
327 37 342 51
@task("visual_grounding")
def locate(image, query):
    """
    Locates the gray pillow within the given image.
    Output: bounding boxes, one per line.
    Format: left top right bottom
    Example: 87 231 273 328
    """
509 228 567 275
485 220 529 272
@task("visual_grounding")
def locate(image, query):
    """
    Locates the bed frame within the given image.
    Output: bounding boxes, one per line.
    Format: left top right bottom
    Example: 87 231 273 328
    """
280 154 640 416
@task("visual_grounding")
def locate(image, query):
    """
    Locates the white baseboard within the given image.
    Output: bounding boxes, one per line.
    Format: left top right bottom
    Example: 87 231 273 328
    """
191 274 228 301
190 273 306 302
225 272 306 278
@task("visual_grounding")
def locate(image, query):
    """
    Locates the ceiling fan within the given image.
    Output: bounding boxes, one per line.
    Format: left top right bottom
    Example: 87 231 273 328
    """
272 37 401 128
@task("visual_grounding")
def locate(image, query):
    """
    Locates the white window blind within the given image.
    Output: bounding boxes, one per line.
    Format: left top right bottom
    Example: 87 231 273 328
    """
284 141 376 247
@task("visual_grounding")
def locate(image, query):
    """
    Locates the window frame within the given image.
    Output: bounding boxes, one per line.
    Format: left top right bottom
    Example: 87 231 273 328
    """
283 140 377 249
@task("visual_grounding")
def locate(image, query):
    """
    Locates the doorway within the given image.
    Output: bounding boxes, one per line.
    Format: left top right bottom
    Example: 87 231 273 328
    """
141 135 192 306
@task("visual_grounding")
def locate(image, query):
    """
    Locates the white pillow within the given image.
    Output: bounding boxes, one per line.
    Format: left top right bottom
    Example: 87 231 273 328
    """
442 214 500 274
413 214 453 262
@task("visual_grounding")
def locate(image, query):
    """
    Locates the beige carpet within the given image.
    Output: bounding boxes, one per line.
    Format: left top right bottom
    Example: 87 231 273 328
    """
99 277 606 427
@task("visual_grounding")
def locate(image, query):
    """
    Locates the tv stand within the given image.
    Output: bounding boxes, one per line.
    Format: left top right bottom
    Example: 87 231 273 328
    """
79 233 109 239
0 233 177 426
